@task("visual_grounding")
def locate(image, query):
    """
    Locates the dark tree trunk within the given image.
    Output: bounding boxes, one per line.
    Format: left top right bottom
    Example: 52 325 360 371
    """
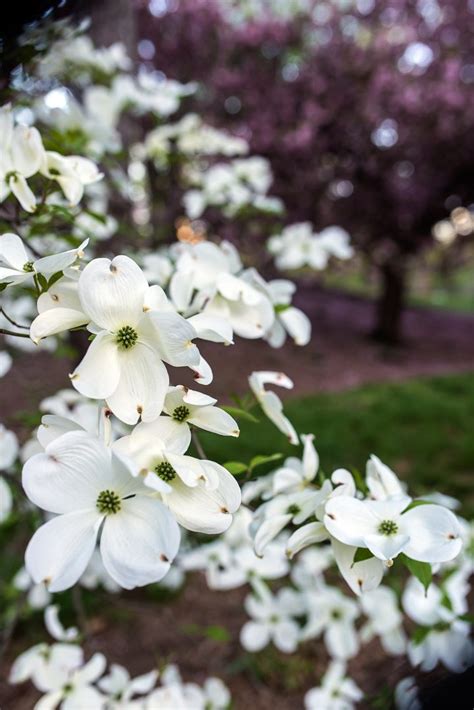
372 260 406 344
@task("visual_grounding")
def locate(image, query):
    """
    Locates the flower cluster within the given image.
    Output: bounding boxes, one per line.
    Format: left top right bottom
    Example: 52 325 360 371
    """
0 104 102 213
268 222 354 271
10 607 231 710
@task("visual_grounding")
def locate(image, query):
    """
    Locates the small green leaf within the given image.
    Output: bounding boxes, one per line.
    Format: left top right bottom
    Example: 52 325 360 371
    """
274 303 290 313
36 273 48 292
224 461 248 476
411 625 431 646
399 553 432 592
47 271 64 289
350 467 368 494
204 625 230 642
352 547 374 565
222 406 259 424
457 613 474 623
249 453 283 472
404 499 432 511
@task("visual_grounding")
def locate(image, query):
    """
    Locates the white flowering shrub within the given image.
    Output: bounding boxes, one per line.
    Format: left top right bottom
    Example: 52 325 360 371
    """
0 18 472 710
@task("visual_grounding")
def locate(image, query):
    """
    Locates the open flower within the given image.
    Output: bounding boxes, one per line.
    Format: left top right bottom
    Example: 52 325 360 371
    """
163 385 239 445
0 104 45 212
240 586 301 654
68 255 200 424
98 664 158 707
40 151 102 206
304 661 363 710
302 586 360 659
324 495 463 563
113 416 241 534
0 232 88 286
23 430 180 591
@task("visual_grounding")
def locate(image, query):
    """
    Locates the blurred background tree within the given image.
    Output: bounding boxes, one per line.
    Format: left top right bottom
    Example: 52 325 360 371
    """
135 0 474 342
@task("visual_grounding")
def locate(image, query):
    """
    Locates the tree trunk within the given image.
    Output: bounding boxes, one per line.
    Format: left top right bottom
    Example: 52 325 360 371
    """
372 260 406 344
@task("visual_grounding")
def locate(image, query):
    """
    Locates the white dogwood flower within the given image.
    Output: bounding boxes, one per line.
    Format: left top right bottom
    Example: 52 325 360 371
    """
304 661 363 710
249 370 298 444
23 430 180 591
33 651 106 710
0 104 45 212
240 586 301 653
0 232 88 286
0 424 19 469
68 255 200 424
163 385 239 446
40 151 103 205
113 416 241 534
98 664 158 707
324 495 463 563
302 586 360 659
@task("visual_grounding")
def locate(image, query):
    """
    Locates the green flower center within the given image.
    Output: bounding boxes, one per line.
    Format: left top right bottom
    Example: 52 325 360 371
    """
172 405 190 422
116 325 138 349
23 261 34 272
287 504 300 516
378 519 398 536
155 461 176 482
96 489 121 514
331 609 342 620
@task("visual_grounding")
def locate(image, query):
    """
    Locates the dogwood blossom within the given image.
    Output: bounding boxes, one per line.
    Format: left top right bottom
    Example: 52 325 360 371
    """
268 222 353 271
0 233 88 286
113 416 241 534
163 385 239 443
324 495 463 563
240 585 301 653
304 661 363 710
23 430 180 590
302 585 360 659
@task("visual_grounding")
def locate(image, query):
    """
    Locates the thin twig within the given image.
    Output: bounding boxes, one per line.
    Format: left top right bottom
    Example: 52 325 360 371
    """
0 328 30 339
191 428 207 460
0 307 29 329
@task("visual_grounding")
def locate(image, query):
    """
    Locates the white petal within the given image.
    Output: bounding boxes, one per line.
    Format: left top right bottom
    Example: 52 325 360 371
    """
302 433 318 480
141 311 199 367
22 430 112 514
9 173 36 212
240 621 270 652
186 313 233 344
78 256 147 331
0 232 29 269
188 405 239 437
254 514 292 556
286 522 328 558
34 239 88 276
100 495 180 589
164 462 241 534
324 496 378 546
279 307 311 346
331 539 384 595
274 620 300 653
30 308 88 343
70 332 121 399
106 343 169 425
11 125 44 176
25 511 99 592
402 505 463 563
364 532 410 561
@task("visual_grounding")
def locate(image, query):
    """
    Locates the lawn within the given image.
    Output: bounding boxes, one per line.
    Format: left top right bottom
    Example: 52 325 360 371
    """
198 372 474 517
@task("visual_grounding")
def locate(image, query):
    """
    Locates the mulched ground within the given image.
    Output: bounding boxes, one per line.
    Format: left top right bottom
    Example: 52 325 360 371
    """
1 287 473 708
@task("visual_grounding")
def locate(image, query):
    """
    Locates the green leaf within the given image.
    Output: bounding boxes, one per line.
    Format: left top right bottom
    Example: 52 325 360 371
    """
411 625 432 646
204 625 230 642
457 613 474 623
404 499 432 511
36 273 48 292
352 547 374 565
47 271 64 289
399 553 432 592
222 406 259 424
223 461 248 476
350 467 368 494
274 303 290 313
249 453 283 472
0 283 8 292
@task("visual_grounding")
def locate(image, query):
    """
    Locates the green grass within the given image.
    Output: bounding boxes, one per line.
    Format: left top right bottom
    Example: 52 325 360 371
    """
198 373 474 517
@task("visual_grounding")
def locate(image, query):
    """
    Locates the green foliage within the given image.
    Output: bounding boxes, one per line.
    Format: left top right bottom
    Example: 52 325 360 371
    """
399 554 432 592
353 548 374 564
